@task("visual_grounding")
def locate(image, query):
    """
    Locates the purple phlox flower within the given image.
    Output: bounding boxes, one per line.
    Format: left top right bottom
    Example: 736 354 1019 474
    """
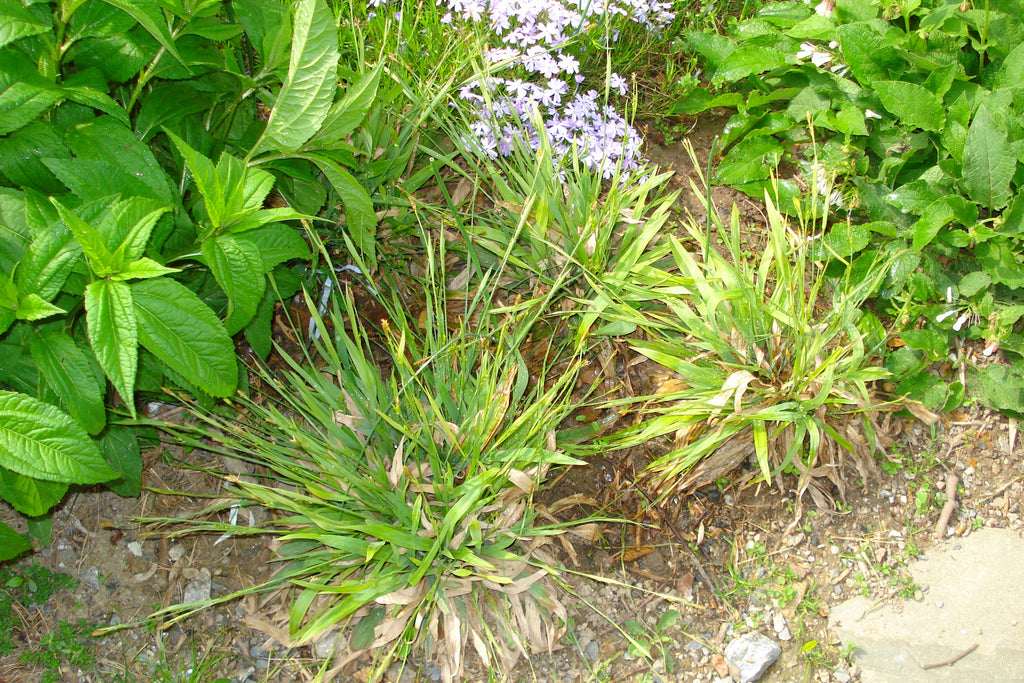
609 72 628 96
558 54 580 75
486 47 521 63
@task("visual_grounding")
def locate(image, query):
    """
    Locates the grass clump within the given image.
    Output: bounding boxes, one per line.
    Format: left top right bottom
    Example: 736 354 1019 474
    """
153 237 592 682
593 145 919 506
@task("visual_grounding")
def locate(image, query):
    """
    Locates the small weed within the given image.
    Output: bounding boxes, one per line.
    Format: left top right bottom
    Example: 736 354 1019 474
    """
623 609 681 675
21 619 96 682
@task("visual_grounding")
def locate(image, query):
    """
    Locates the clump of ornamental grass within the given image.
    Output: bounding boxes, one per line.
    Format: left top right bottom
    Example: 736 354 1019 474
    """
147 241 591 681
591 148 928 507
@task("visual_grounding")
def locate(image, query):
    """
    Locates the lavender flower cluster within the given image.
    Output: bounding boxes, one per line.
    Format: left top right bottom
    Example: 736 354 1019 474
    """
434 0 675 177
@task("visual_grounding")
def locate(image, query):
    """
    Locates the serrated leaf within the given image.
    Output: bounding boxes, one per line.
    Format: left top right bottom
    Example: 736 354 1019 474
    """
958 271 991 297
0 390 118 484
304 153 376 265
30 331 106 435
132 277 237 397
202 234 266 334
51 197 117 276
311 63 383 145
59 84 130 127
0 1 50 50
110 257 179 281
15 293 65 321
255 0 338 154
0 521 30 562
236 223 311 270
85 279 137 417
837 23 898 88
97 0 187 69
45 116 175 203
0 53 62 135
874 80 944 132
962 105 1016 210
17 209 80 300
97 425 141 497
0 120 70 194
0 467 68 517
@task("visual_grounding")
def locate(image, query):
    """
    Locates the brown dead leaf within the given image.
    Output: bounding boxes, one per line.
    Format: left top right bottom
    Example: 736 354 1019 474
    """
619 545 655 562
545 493 600 515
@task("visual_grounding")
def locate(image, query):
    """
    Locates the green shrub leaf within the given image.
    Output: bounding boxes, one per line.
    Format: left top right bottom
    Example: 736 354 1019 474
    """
0 1 50 50
97 425 142 497
255 0 338 154
962 105 1016 210
304 153 376 264
311 63 383 145
0 467 68 517
874 80 944 132
30 331 106 435
132 277 237 397
0 390 118 484
0 53 62 135
0 521 30 562
201 234 266 335
85 279 137 417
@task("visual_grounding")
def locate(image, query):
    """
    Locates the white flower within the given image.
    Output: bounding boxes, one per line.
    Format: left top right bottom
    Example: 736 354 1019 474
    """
815 0 835 17
865 109 882 119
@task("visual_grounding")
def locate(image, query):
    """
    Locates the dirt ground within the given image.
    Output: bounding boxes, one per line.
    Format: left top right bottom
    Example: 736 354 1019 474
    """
2 121 1021 683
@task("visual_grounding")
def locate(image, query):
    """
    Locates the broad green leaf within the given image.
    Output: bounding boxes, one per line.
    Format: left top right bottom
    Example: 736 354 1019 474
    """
0 52 62 135
962 105 1016 210
17 209 80 300
959 271 991 297
236 223 312 270
973 363 1024 417
68 31 154 83
254 0 338 154
132 277 237 397
310 63 383 145
168 131 228 227
85 279 138 417
0 120 70 194
97 425 141 497
304 154 376 264
30 331 106 435
0 1 50 50
714 136 783 185
670 88 744 115
117 202 172 260
874 80 944 132
0 467 68 517
0 189 29 271
0 390 118 484
44 116 176 203
201 234 266 334
712 45 786 83
0 521 30 562
837 23 899 88
97 0 186 68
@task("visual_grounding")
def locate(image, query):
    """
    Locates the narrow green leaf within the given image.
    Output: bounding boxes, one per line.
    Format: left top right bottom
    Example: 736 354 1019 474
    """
201 234 266 334
51 197 115 276
30 331 106 435
304 154 376 265
97 425 141 497
0 467 68 516
85 279 137 417
110 257 179 281
874 80 944 132
962 105 1016 210
0 521 31 562
132 277 237 397
167 131 226 227
118 203 172 260
15 293 65 321
59 85 130 127
311 63 383 145
254 0 338 154
0 390 118 484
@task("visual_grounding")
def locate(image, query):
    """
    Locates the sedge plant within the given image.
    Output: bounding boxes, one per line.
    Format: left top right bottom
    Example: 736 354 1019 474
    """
148 235 592 682
592 144 909 507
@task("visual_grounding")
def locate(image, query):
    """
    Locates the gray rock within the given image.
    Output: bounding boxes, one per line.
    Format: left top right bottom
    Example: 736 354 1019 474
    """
181 567 211 604
80 566 101 591
724 632 782 683
584 639 599 663
314 631 340 658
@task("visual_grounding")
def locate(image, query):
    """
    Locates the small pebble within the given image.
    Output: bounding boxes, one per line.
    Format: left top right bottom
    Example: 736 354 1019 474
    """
934 600 944 608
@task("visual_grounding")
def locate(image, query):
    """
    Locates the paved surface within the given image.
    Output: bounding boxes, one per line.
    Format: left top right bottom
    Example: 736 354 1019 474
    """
828 527 1024 682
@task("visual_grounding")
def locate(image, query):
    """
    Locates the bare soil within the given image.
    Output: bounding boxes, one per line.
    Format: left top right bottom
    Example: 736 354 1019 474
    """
2 120 1021 683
